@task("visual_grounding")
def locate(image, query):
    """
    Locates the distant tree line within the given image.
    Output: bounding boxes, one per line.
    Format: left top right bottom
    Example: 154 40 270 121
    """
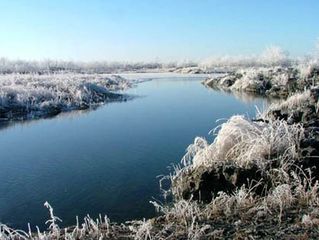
0 58 197 74
1 44 318 74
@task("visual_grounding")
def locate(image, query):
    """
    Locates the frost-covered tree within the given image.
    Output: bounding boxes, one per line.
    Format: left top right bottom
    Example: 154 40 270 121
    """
259 46 290 67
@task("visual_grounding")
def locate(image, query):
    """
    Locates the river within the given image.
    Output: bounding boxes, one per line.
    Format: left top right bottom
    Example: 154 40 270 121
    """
0 74 266 229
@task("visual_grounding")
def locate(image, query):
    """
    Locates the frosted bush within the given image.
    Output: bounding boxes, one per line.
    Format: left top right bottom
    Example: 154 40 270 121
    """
259 46 290 67
199 55 260 69
230 68 266 91
199 46 292 70
231 67 294 90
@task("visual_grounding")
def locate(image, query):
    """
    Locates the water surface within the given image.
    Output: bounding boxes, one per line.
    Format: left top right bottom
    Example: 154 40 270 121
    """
0 75 266 229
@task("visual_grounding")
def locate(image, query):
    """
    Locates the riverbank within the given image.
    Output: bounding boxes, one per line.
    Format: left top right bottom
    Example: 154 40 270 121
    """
0 73 132 121
203 64 319 98
148 88 319 239
0 72 213 123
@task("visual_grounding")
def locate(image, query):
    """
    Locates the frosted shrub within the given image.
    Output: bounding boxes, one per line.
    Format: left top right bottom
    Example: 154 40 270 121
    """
199 46 292 70
199 55 260 69
259 46 290 67
230 69 263 91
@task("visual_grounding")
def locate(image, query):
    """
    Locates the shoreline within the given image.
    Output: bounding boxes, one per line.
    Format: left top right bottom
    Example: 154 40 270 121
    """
1 67 319 239
0 72 212 123
0 73 133 122
202 65 319 99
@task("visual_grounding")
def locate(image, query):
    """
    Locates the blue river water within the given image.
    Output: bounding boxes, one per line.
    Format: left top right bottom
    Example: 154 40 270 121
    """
0 74 266 229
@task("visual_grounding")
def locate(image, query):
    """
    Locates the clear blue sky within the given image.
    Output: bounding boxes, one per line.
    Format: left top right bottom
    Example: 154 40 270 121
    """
0 0 318 62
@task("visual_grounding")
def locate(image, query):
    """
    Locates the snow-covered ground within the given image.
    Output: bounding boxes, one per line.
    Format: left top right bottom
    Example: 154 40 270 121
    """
0 73 132 121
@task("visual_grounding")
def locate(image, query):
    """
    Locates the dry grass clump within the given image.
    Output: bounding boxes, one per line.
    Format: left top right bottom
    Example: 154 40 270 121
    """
181 115 304 171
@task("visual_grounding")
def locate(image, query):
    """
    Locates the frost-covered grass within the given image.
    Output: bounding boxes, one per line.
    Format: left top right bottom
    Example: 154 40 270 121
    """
179 115 304 170
0 73 131 120
148 175 319 239
230 67 295 90
264 90 311 114
0 202 129 239
204 62 319 98
297 59 319 80
2 180 318 239
262 88 319 119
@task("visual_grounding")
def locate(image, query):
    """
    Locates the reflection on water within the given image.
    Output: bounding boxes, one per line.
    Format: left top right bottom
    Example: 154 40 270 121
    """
0 109 91 131
0 75 267 230
203 84 282 107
